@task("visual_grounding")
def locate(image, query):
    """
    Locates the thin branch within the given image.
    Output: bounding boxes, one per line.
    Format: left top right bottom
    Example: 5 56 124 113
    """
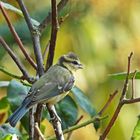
0 2 37 70
43 40 50 61
17 0 44 76
48 105 64 140
123 98 140 104
39 0 69 33
98 90 118 116
100 52 133 140
0 37 33 83
66 115 83 140
35 123 45 140
45 0 59 70
0 66 21 80
48 116 108 140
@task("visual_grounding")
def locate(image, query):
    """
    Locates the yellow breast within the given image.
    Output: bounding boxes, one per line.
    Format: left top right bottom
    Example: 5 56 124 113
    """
47 92 69 105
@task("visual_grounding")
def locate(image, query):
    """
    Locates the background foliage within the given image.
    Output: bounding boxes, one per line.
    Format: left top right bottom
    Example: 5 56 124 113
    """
1 0 140 140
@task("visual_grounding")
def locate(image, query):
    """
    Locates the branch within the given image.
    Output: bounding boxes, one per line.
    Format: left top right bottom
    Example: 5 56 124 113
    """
17 0 44 76
45 0 59 70
98 90 118 116
35 123 45 140
0 66 21 80
0 37 33 83
48 116 108 140
100 52 133 140
66 115 83 140
0 2 37 70
39 0 69 33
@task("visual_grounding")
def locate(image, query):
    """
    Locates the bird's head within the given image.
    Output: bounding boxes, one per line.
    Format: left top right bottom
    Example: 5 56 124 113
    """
58 52 83 72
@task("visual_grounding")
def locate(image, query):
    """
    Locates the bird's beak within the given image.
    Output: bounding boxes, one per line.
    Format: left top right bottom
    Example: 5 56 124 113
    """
78 64 83 69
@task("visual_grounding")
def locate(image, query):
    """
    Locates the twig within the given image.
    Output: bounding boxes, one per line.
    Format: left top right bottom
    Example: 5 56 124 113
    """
35 123 45 140
17 0 44 76
0 2 37 70
100 52 133 140
45 0 59 71
0 66 21 80
131 70 137 99
43 40 50 61
48 116 108 140
48 105 64 140
39 0 69 33
17 1 45 139
66 115 83 140
98 90 118 116
0 37 33 83
45 1 64 140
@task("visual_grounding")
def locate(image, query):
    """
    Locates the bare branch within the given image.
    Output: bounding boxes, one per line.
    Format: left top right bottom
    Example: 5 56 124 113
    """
48 116 108 140
98 90 118 116
43 40 50 61
39 0 69 33
45 0 59 70
35 123 45 140
0 66 21 80
0 2 37 70
17 0 44 76
100 52 133 140
66 115 83 140
0 37 33 83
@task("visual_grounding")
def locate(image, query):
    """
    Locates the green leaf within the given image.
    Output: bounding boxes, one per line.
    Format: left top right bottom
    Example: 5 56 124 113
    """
0 124 21 139
1 135 12 140
7 80 30 108
1 2 40 26
132 116 140 140
56 96 78 129
109 71 140 80
0 81 9 87
71 86 100 130
7 80 30 132
71 86 97 117
0 97 10 124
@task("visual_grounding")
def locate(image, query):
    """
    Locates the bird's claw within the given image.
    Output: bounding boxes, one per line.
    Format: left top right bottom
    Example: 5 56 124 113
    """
50 113 62 124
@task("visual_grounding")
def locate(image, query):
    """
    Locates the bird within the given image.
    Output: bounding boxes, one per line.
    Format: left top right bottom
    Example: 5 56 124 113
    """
7 52 83 127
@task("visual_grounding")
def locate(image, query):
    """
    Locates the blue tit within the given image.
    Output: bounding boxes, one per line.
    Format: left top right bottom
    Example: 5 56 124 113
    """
8 52 83 127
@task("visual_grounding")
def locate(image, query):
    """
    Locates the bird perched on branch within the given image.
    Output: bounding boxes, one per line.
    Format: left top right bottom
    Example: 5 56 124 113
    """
8 52 83 127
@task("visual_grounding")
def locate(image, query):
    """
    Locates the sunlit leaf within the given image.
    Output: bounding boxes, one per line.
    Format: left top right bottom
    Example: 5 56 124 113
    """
131 116 140 140
109 71 140 80
0 97 10 124
71 86 97 117
71 86 100 130
1 2 40 26
56 96 78 129
0 81 9 87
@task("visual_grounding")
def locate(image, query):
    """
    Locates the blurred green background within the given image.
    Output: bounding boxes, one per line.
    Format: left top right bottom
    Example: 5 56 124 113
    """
1 0 140 139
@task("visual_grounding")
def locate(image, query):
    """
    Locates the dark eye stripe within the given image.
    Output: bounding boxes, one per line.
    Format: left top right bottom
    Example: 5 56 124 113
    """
72 61 78 65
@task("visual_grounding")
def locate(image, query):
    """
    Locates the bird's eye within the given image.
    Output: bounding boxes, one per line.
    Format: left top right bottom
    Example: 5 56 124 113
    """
72 61 78 65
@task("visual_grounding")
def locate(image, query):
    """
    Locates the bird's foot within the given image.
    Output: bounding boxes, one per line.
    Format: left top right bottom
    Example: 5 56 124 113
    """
50 113 62 124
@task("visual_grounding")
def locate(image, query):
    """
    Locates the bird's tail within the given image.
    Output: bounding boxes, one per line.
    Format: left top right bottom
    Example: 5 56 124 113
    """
8 104 28 127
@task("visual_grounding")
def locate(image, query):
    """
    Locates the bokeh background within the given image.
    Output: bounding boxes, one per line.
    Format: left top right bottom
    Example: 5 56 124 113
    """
1 0 140 139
